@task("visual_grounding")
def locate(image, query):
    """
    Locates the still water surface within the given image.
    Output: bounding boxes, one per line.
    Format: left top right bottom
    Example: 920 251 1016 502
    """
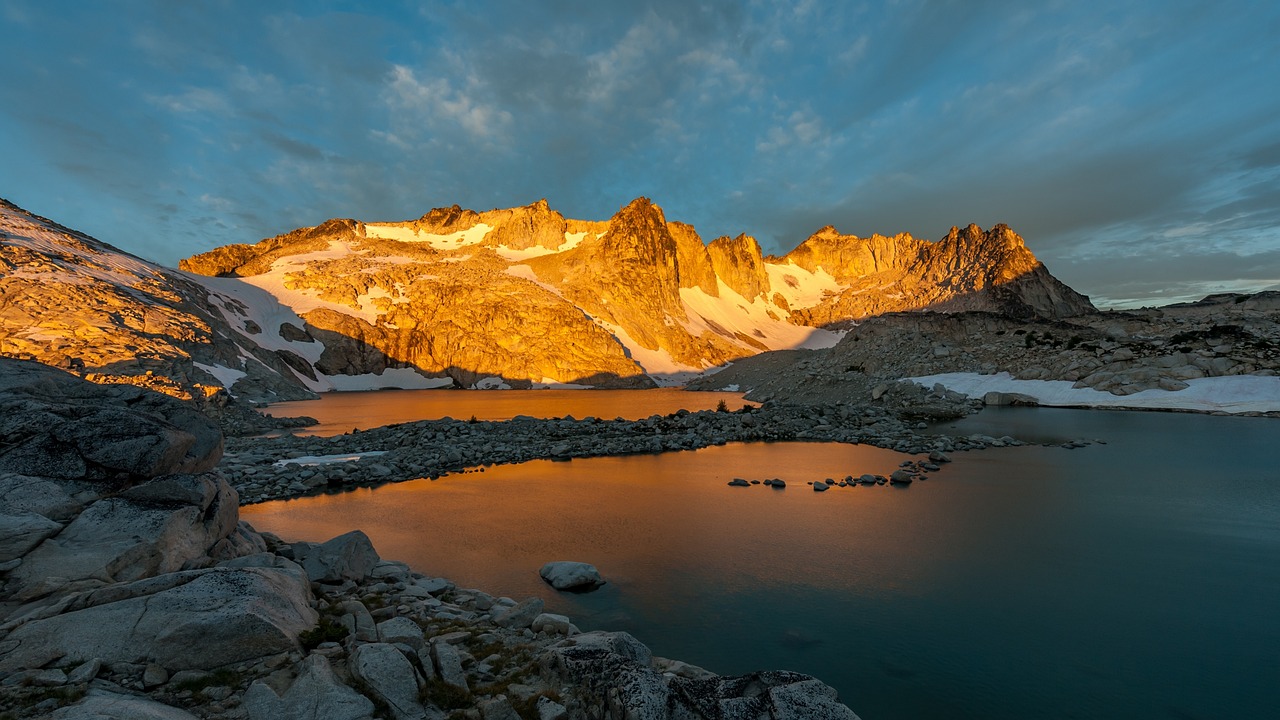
264 388 752 436
243 405 1280 719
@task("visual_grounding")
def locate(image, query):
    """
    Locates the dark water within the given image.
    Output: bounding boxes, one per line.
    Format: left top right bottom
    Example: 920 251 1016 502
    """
243 407 1280 720
262 388 752 436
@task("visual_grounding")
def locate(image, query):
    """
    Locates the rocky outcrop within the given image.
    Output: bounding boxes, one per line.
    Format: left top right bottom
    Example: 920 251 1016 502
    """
0 197 317 408
689 297 1280 408
708 233 770 301
785 223 1093 325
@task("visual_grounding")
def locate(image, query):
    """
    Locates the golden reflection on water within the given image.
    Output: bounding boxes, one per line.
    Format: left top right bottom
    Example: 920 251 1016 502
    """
243 442 949 600
261 389 754 436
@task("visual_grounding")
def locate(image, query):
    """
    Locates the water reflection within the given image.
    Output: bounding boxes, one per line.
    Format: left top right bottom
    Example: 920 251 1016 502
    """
260 388 753 436
243 412 1280 720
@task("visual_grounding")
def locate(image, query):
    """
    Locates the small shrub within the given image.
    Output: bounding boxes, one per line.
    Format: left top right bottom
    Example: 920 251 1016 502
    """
298 617 348 651
421 679 471 710
715 399 729 412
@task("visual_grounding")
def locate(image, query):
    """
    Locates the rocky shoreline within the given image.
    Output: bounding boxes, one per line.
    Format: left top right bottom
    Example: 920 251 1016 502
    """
0 358 867 719
214 379 1064 505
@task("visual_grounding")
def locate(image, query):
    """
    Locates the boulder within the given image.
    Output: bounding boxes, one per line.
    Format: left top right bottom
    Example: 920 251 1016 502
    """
531 613 573 635
243 654 375 720
349 642 427 720
982 391 1040 407
0 511 62 563
567 631 652 666
431 639 469 691
377 616 426 650
2 566 316 671
0 359 222 480
298 530 380 584
6 475 240 601
492 597 544 629
52 688 200 719
539 561 605 592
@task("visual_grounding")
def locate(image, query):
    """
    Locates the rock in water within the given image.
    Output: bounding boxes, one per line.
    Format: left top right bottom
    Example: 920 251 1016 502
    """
539 561 606 592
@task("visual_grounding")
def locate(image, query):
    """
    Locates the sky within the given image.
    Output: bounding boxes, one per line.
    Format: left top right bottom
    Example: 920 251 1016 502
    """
1 0 1278 307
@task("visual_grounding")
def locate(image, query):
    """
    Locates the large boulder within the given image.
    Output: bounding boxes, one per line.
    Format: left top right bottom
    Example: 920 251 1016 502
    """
298 530 380 584
0 358 222 480
52 688 200 719
1 566 316 671
5 474 240 602
539 561 605 592
243 654 375 720
348 642 426 720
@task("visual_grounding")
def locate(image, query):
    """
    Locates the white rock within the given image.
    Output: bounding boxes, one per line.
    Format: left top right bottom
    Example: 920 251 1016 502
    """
538 562 605 592
492 597 544 629
377 616 425 650
531 613 572 635
298 530 380 584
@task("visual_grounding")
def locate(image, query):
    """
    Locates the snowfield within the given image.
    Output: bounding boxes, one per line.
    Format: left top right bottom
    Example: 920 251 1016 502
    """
912 372 1280 414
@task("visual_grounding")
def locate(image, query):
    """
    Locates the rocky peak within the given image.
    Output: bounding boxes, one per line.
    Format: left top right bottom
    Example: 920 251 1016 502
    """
478 199 568 251
413 204 480 233
707 234 769 300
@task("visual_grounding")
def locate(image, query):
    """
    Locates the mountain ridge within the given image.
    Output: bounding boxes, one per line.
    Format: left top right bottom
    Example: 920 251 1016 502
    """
4 195 1093 402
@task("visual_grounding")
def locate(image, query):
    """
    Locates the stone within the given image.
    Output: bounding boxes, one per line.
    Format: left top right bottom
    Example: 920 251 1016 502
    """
889 470 914 484
982 391 1040 406
536 696 569 720
0 511 62 563
3 566 316 671
143 663 170 687
348 642 426 720
65 658 101 684
298 530 380 584
243 653 375 720
492 597 544 628
531 613 573 635
52 688 201 719
431 639 469 691
727 478 750 487
568 630 652 666
478 695 521 720
378 615 426 650
539 562 605 592
813 482 828 492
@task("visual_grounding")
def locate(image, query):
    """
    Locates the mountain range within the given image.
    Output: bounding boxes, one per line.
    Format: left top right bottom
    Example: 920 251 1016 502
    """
1 196 1092 401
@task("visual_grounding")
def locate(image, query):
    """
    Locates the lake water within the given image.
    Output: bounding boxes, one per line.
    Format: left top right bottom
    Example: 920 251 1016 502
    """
242 404 1280 720
262 388 753 436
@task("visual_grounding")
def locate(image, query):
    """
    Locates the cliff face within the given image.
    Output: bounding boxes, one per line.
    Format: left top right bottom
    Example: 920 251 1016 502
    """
708 234 769 301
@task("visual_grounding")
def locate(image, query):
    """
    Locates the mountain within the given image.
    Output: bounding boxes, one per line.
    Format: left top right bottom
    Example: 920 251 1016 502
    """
0 199 317 403
2 195 1092 399
179 197 1091 391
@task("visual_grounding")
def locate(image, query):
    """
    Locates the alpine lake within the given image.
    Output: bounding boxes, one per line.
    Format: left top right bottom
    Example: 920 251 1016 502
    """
243 389 1280 720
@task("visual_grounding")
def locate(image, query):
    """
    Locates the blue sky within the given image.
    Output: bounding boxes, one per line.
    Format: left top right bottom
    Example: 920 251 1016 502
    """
2 0 1278 306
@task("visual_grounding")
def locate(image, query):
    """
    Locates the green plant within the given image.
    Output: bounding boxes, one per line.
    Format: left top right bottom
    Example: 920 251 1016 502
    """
421 678 471 710
298 617 349 651
715 399 729 412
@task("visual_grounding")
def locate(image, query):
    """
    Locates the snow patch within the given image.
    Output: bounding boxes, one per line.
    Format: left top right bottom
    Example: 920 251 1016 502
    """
912 372 1280 414
533 378 592 389
679 282 844 352
474 376 512 390
764 262 843 309
274 451 387 467
193 362 246 389
365 223 493 250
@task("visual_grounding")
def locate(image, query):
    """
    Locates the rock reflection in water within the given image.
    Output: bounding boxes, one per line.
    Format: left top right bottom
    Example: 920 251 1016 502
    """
261 388 754 436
